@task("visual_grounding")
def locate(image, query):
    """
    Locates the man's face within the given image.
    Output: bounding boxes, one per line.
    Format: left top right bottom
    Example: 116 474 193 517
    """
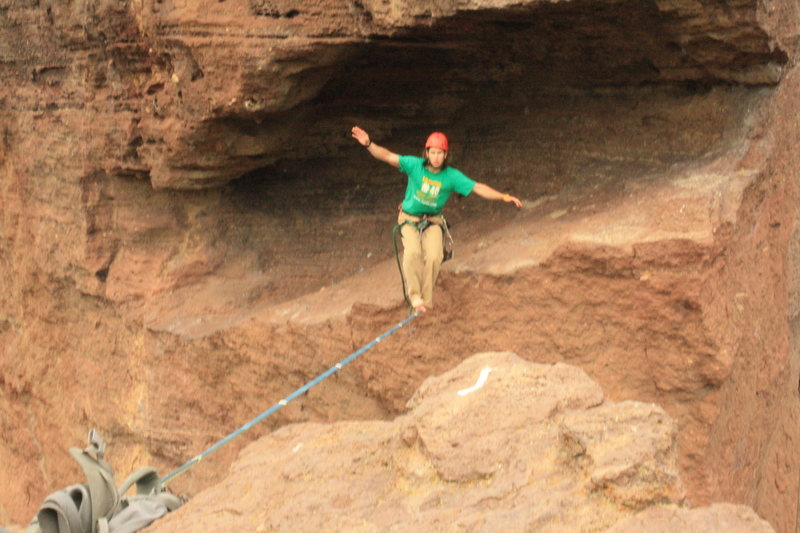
427 148 447 169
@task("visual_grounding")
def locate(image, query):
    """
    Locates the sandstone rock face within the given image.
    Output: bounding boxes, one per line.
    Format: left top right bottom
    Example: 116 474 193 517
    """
608 503 776 533
1 0 792 190
147 352 772 533
2 0 800 531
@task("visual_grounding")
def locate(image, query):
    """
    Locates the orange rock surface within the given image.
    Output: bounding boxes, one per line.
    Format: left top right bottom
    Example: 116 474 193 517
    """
1 0 799 531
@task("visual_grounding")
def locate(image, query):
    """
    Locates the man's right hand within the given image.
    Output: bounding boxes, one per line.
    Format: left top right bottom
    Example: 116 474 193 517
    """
351 126 370 147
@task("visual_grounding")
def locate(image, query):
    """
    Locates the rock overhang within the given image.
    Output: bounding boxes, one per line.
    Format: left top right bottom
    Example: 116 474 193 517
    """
126 0 788 189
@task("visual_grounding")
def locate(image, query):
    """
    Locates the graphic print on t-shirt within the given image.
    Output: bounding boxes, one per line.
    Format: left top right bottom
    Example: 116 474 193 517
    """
415 176 442 207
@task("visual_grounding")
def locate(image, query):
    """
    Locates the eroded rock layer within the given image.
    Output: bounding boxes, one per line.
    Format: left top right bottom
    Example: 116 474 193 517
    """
2 0 793 190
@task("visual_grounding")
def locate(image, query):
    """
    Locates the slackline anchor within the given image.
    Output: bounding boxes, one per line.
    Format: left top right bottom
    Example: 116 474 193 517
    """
160 311 418 486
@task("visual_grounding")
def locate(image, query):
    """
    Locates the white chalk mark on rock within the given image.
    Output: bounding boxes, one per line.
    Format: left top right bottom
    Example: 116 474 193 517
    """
458 367 492 396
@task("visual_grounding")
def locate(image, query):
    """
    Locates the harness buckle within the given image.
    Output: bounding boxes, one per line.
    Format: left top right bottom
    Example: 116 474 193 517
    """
417 215 431 233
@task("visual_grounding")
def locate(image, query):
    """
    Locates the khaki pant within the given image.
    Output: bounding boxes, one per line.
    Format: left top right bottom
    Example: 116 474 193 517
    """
398 211 444 309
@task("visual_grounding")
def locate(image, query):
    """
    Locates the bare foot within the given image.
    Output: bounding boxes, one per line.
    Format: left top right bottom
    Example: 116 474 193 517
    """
413 303 427 314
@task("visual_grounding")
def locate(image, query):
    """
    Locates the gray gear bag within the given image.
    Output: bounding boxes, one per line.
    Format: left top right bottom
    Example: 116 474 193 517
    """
26 430 182 533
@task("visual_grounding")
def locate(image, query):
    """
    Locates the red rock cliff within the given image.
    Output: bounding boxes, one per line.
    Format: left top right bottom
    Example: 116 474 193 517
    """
1 0 799 530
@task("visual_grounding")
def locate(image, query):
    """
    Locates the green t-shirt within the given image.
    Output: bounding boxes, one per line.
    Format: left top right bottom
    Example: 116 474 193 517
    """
398 155 476 215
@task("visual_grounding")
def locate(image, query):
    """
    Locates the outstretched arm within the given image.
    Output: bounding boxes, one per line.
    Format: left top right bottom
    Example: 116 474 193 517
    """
352 126 400 168
472 182 523 208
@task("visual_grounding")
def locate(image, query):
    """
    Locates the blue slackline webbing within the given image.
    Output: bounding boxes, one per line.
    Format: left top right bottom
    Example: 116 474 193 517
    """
160 311 418 486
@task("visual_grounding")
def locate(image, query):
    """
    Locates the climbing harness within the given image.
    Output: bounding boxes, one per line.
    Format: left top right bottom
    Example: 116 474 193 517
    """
442 216 455 262
159 311 418 486
392 213 454 309
392 223 411 309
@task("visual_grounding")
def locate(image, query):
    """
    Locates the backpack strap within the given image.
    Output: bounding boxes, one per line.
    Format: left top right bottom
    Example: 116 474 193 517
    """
35 484 90 533
117 466 182 510
66 485 92 532
69 431 120 533
117 468 159 499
